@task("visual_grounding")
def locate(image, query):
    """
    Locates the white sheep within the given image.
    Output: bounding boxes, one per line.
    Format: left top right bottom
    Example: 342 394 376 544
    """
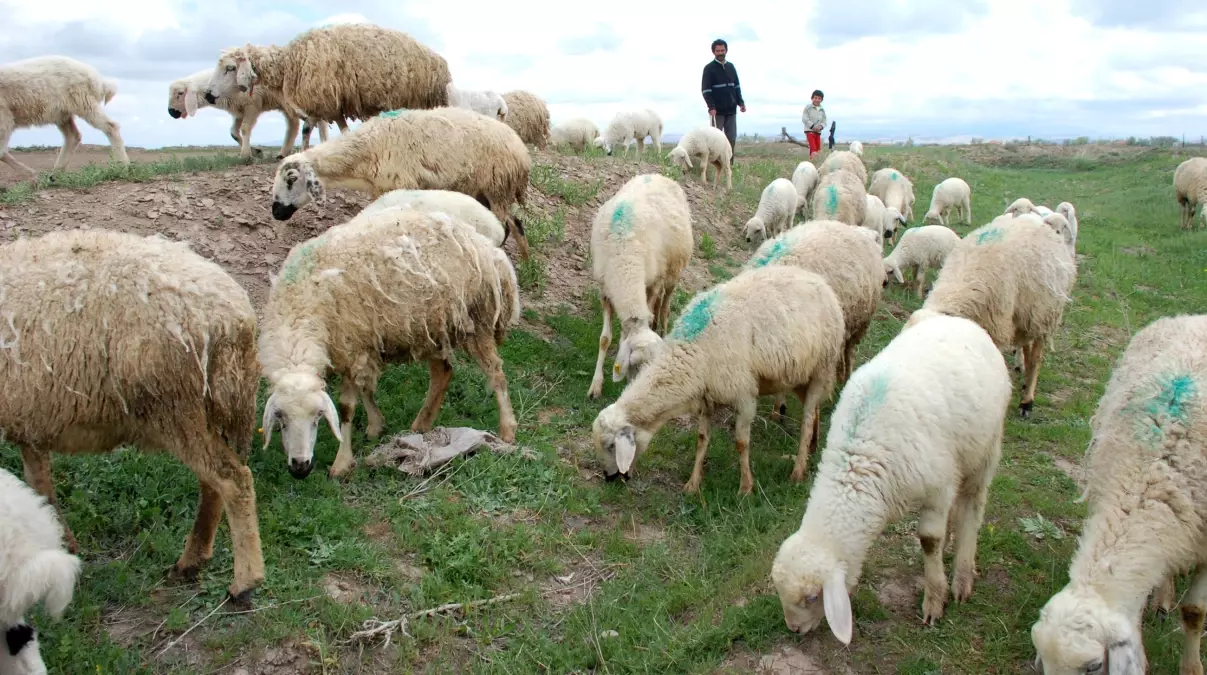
792 161 820 217
882 224 961 298
745 178 798 242
811 168 867 226
259 208 520 480
868 167 916 221
848 140 864 156
446 83 508 121
593 109 663 156
550 117 599 152
1041 212 1077 262
591 264 844 494
1174 157 1207 231
1032 313 1207 675
861 194 907 245
0 55 129 181
924 177 972 225
667 126 733 190
818 150 868 186
1055 201 1078 242
771 312 1010 643
356 189 506 247
1004 197 1053 218
0 468 81 675
587 174 693 399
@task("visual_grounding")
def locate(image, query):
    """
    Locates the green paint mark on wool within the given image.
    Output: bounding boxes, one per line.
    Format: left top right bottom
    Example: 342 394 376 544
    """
750 236 793 268
379 109 404 119
644 175 653 183
669 288 720 343
975 227 1004 245
1129 373 1199 447
825 184 839 213
610 200 635 235
280 239 322 285
843 372 890 442
890 171 900 181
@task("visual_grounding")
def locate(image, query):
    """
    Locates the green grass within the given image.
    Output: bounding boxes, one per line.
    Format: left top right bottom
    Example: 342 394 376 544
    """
4 141 1207 673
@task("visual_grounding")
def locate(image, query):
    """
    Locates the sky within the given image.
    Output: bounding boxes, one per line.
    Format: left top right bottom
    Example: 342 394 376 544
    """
2 0 1206 151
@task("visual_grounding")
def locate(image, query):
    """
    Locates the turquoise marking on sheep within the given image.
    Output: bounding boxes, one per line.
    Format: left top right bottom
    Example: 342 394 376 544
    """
975 227 1004 245
843 372 890 441
644 175 653 183
890 171 900 181
280 239 322 285
379 109 404 119
750 237 792 268
1130 373 1199 447
610 200 635 235
669 289 719 342
825 184 839 213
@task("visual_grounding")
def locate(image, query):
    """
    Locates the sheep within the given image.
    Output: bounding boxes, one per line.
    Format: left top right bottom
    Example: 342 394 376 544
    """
924 177 972 225
861 193 907 245
501 90 551 149
1174 157 1207 230
1041 212 1078 261
848 140 864 156
167 68 329 159
868 167 916 221
203 23 450 132
792 161 820 217
745 178 798 243
1055 201 1079 243
446 83 508 121
356 189 506 247
667 125 733 190
259 208 520 480
0 228 266 606
882 224 961 298
591 264 844 494
0 468 81 675
587 174 693 399
0 55 129 182
1031 313 1207 675
594 109 663 156
818 149 868 186
1004 197 1053 218
771 312 1010 643
268 106 532 259
907 214 1077 416
550 117 599 152
811 168 867 227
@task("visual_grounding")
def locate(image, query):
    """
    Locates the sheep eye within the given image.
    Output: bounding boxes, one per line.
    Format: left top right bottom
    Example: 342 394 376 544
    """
226 65 235 72
1084 660 1102 674
804 594 819 604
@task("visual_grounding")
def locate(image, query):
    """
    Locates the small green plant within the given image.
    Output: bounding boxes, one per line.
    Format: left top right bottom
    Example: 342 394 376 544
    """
529 164 600 206
1019 514 1066 540
516 257 547 291
699 233 717 259
522 207 566 249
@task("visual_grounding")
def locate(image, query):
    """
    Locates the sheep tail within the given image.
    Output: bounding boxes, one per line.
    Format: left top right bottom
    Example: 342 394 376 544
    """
101 78 119 105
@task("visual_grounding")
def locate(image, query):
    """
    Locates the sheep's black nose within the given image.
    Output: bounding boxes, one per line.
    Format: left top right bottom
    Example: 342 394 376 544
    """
288 458 313 479
604 471 630 483
271 201 297 221
203 92 217 104
167 108 181 119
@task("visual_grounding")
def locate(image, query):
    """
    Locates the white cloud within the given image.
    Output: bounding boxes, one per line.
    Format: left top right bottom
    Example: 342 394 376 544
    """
1 0 1204 153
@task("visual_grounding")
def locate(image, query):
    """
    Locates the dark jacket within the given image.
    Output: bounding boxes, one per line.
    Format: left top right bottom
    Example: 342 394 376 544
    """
701 60 744 115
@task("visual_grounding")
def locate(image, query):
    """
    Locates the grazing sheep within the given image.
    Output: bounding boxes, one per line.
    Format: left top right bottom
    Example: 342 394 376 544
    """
882 224 961 298
356 189 506 247
811 168 867 227
501 90 550 149
268 106 532 259
0 55 129 181
0 468 81 675
588 174 693 398
1175 157 1207 230
861 194 907 245
591 264 844 493
0 229 266 606
594 109 663 156
668 126 733 190
1004 197 1053 218
924 177 972 225
908 214 1077 416
792 161 820 216
868 167 916 221
848 140 864 156
745 178 798 242
447 83 508 121
550 117 599 152
259 209 520 480
818 150 868 186
1032 314 1207 675
772 312 1010 643
203 24 450 131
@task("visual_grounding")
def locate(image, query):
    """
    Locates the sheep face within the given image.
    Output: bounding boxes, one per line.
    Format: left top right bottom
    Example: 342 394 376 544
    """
272 159 324 220
167 82 200 119
0 621 46 675
923 208 943 225
770 533 853 644
744 217 767 243
883 259 903 287
1031 588 1145 675
592 405 651 480
613 325 662 383
885 208 906 244
261 372 342 479
593 136 614 155
205 48 255 104
1004 197 1035 216
668 146 692 170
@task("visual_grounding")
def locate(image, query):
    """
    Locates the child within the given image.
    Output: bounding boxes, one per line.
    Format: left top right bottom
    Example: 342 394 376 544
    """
802 90 826 158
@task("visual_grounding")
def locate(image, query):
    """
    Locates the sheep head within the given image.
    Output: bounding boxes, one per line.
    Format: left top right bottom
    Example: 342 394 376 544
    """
884 208 907 244
922 208 943 224
272 157 324 220
770 531 852 644
591 404 651 481
613 323 662 383
261 371 342 479
1005 197 1035 216
883 259 903 287
205 46 256 104
167 80 201 119
593 135 613 155
1031 587 1145 675
1 622 47 675
744 216 767 243
668 146 692 170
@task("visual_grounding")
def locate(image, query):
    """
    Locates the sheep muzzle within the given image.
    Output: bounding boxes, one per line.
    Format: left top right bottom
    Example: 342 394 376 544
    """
167 108 182 119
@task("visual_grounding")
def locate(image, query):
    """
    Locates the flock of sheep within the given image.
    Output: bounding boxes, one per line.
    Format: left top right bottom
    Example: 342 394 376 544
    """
2 18 1207 675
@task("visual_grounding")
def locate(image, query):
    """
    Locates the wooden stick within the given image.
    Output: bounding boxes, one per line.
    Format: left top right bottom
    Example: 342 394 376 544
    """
779 127 809 148
348 592 525 644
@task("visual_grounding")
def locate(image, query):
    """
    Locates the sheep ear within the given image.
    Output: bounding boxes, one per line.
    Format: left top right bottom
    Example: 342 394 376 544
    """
303 164 325 203
614 426 637 473
184 87 198 117
1107 637 1143 675
893 265 904 284
321 391 342 442
683 153 693 168
613 339 631 382
261 392 278 450
823 569 853 645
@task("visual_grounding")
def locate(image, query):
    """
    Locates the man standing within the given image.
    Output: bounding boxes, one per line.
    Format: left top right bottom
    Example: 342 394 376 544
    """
701 38 746 153
802 90 826 159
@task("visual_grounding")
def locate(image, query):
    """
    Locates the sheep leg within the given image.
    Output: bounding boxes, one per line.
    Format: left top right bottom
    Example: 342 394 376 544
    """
734 397 757 496
19 446 78 554
1151 573 1178 613
237 114 260 159
361 381 385 439
1 150 37 181
790 381 827 482
918 494 955 625
466 332 518 443
277 111 300 159
229 115 243 144
1019 339 1047 417
329 378 360 479
683 404 712 494
914 265 927 299
1179 566 1207 675
658 285 677 335
52 118 82 172
950 469 994 603
318 124 329 143
77 107 129 166
172 481 224 581
588 298 614 399
411 358 453 433
336 118 349 133
963 196 971 224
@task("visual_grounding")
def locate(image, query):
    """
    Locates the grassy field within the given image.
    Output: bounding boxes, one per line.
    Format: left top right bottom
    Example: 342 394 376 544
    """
3 139 1207 674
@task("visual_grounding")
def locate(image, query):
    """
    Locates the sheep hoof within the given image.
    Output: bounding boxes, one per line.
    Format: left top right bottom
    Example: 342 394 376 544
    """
226 589 254 611
1019 400 1034 418
169 564 201 584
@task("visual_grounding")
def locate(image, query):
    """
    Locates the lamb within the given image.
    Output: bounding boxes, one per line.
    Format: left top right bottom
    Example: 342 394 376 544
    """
1031 314 1207 675
668 125 733 189
446 83 508 121
924 177 972 225
0 468 81 675
0 229 266 606
1041 212 1078 261
848 140 864 156
818 149 868 186
907 214 1077 416
771 312 1010 643
203 24 450 132
811 168 867 227
792 161 820 217
268 106 532 259
501 90 550 149
591 264 844 494
587 174 693 399
861 193 907 245
1055 201 1079 243
356 189 506 247
550 117 599 152
745 178 798 242
259 208 520 480
882 224 961 298
1004 197 1053 218
1 55 129 181
868 167 916 221
594 109 663 156
1174 157 1207 230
